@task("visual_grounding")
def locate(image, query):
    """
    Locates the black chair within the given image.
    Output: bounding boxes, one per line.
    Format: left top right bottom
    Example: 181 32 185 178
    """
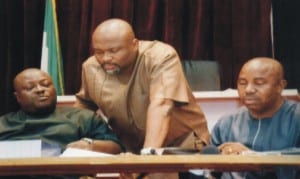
181 60 221 91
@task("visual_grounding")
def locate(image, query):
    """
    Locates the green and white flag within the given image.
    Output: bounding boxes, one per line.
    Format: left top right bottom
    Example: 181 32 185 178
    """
41 0 64 95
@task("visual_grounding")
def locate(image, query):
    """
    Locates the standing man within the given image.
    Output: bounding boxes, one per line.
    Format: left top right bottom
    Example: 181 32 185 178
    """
75 18 210 154
211 57 300 179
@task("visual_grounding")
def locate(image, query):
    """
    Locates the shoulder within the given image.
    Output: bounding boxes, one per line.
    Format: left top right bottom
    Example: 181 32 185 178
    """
55 106 96 118
139 40 176 50
81 56 105 78
139 40 178 60
82 56 101 69
282 99 300 111
137 40 181 72
0 111 19 121
214 107 249 128
280 100 300 122
278 100 300 119
210 107 250 144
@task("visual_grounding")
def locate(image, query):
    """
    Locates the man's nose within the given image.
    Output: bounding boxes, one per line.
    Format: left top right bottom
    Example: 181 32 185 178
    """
34 84 45 92
245 83 256 93
102 52 113 62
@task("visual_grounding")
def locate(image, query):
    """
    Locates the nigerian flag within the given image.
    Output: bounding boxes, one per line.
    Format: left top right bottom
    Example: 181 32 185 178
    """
41 0 65 95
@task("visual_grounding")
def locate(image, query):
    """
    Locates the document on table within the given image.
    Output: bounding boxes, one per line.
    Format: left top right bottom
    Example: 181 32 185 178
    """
60 147 113 157
0 139 42 158
241 147 300 156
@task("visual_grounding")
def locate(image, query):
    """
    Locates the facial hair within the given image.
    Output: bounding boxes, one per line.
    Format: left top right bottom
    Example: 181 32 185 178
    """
102 63 121 75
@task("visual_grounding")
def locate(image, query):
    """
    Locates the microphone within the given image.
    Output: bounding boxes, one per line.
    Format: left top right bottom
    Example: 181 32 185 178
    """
201 144 220 155
200 145 222 179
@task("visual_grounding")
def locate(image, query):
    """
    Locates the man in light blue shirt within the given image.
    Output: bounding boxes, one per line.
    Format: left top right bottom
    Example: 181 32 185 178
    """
211 57 300 179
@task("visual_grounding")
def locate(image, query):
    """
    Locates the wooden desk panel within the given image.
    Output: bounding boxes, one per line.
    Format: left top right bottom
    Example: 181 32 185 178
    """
0 155 299 176
57 89 299 131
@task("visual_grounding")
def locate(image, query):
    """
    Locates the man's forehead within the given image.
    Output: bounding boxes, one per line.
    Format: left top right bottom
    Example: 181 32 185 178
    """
240 69 273 78
23 70 47 77
19 71 50 83
242 61 275 74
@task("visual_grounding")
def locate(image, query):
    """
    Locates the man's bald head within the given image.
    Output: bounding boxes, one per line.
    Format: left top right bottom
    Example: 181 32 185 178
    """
240 57 285 82
14 68 50 91
93 18 135 43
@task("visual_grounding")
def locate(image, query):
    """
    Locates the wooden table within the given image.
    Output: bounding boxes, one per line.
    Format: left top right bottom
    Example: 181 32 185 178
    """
0 155 299 176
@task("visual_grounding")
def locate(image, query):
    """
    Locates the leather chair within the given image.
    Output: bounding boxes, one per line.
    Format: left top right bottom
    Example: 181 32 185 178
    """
181 60 221 91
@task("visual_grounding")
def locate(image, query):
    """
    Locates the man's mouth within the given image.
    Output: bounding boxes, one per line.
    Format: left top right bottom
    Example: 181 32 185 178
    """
38 96 49 101
103 64 116 70
243 97 259 104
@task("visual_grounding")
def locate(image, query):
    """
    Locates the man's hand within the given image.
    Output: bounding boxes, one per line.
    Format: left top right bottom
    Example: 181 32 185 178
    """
67 139 123 154
218 142 251 155
67 139 93 151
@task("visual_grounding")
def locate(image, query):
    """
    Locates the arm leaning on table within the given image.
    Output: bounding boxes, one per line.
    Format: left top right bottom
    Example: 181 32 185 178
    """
143 98 173 148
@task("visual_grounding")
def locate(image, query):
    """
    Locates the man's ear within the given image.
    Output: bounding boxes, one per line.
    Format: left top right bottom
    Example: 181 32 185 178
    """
14 91 20 103
132 38 139 49
277 79 287 94
280 79 287 90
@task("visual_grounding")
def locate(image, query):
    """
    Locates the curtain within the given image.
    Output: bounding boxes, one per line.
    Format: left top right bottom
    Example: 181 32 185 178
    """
1 0 297 115
0 0 45 114
272 0 300 90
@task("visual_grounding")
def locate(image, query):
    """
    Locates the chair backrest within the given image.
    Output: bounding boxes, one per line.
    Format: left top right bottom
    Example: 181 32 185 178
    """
181 60 221 91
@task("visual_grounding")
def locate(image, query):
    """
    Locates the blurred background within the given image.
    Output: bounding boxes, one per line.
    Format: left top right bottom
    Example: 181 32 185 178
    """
1 0 299 115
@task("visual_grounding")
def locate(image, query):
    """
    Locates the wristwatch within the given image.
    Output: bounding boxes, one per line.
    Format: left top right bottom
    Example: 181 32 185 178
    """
81 138 93 145
140 147 156 155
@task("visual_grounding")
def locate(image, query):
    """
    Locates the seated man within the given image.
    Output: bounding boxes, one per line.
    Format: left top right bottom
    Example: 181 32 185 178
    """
0 68 124 155
210 57 300 179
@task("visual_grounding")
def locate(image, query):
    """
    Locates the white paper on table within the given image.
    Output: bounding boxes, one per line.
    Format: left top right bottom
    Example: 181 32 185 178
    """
60 147 114 157
0 139 42 158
